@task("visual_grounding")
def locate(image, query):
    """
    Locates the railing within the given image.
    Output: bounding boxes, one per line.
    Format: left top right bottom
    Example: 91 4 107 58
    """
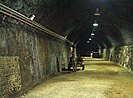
0 3 73 45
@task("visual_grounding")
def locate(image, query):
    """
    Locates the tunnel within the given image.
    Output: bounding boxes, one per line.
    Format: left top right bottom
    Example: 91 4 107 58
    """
0 0 133 98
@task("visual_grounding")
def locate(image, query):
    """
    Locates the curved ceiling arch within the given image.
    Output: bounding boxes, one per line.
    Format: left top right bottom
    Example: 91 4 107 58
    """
1 0 133 55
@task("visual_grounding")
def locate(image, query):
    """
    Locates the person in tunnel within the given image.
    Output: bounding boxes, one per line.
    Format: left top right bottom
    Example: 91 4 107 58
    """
68 51 77 72
90 52 93 58
77 54 85 70
68 56 77 72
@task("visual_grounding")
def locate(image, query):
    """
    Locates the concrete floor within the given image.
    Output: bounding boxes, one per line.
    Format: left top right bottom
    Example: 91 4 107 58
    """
21 58 133 98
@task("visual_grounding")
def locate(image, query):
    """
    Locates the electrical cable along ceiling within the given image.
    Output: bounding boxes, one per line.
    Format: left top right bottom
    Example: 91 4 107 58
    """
1 0 133 54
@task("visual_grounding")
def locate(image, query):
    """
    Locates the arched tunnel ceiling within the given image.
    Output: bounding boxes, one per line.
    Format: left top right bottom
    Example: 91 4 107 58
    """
1 0 133 52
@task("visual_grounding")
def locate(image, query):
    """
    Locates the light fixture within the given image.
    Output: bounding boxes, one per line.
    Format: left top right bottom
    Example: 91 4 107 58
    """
94 8 101 16
30 15 35 20
91 33 95 36
2 15 6 20
87 41 90 43
93 20 98 27
89 38 92 40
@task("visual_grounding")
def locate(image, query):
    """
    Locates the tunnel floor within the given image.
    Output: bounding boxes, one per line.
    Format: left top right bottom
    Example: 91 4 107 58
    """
21 58 133 98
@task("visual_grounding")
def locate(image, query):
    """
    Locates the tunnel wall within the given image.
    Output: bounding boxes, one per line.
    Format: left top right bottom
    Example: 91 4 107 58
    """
0 21 71 97
102 45 133 71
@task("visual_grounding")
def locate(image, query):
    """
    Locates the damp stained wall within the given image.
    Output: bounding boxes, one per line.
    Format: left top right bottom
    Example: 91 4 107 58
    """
0 19 71 97
102 46 133 71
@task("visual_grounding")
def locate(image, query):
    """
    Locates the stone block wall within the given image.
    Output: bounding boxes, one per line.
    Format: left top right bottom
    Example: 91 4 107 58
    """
0 20 71 97
0 56 21 98
102 45 133 71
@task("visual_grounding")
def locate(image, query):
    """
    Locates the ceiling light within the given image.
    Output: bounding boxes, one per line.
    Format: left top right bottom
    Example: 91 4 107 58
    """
93 23 98 27
94 13 101 16
89 38 92 40
94 8 101 16
91 33 95 36
93 20 98 27
87 41 90 43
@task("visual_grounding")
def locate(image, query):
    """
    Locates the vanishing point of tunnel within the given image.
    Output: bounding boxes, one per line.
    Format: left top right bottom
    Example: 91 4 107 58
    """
0 0 133 98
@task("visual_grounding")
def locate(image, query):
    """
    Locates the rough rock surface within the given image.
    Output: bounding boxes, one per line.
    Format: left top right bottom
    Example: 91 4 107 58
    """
102 46 133 71
0 18 71 97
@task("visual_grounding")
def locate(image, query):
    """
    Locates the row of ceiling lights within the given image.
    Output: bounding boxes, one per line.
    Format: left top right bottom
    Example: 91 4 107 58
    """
87 8 101 44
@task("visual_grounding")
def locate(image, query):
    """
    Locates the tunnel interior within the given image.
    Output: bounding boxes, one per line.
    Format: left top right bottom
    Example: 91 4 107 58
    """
1 1 133 47
1 0 133 56
1 0 133 97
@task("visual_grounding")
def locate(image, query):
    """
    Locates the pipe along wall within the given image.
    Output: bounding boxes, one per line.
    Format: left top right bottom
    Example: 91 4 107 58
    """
0 14 72 97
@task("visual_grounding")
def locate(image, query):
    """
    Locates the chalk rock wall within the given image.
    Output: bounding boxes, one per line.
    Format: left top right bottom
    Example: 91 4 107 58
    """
102 46 133 71
0 18 71 97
